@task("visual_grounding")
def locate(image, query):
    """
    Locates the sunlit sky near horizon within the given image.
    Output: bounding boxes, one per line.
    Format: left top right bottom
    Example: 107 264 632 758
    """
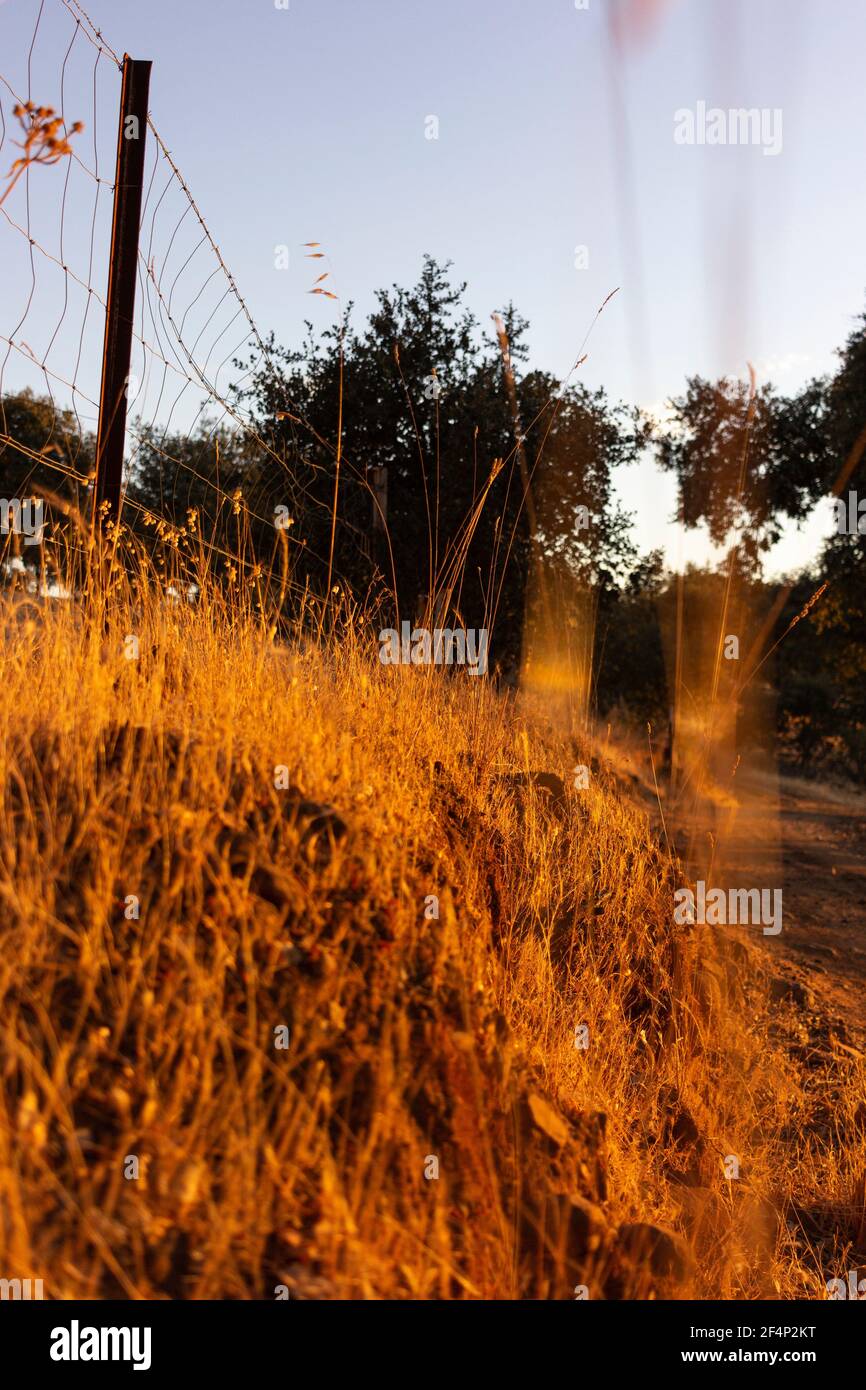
2 0 865 579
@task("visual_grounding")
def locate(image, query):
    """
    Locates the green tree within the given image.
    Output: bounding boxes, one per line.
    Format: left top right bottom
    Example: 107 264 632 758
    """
240 256 646 671
0 388 93 508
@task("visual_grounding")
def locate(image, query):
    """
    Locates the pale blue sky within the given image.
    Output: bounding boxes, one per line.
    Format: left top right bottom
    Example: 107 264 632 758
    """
2 0 864 576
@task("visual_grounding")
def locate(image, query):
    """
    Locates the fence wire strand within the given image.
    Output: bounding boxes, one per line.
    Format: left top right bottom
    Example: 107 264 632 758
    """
2 0 367 602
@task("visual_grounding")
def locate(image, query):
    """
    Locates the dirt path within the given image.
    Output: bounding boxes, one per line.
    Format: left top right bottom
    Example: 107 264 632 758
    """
620 749 866 1046
761 772 866 1040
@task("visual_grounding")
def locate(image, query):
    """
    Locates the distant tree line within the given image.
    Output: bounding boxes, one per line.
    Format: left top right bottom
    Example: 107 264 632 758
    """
2 257 864 774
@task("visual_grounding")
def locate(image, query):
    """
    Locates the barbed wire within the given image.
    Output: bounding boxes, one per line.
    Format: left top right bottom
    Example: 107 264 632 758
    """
1 0 378 600
59 0 361 501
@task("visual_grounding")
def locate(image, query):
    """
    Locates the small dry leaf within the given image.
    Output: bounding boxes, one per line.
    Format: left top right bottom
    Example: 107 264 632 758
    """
18 1089 39 1131
111 1086 132 1118
177 1160 204 1209
329 1000 347 1030
528 1093 569 1147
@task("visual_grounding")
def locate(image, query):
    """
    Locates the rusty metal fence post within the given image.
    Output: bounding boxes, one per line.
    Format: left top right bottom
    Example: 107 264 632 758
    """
94 54 151 524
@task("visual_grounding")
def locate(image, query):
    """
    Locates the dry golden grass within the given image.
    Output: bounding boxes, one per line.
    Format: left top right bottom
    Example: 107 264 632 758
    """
0 557 863 1300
